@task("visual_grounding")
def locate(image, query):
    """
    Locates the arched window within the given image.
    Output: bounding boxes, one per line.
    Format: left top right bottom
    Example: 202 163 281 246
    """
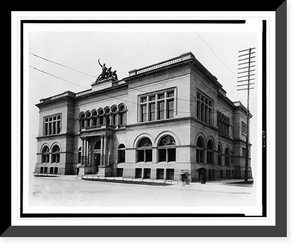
41 145 50 163
225 147 230 166
137 137 152 163
91 110 97 127
98 108 104 125
196 136 205 163
158 135 176 162
119 104 127 126
104 107 110 125
207 139 214 164
118 144 126 163
79 112 85 130
111 105 118 127
51 145 60 163
85 111 91 128
218 144 222 165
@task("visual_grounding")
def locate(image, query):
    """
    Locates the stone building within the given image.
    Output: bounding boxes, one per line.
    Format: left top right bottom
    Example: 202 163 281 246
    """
35 52 252 182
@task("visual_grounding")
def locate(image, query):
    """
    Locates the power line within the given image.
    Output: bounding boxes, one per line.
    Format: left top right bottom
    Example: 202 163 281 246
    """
195 33 237 79
30 52 247 109
30 52 97 78
30 52 208 105
30 65 87 89
30 64 192 114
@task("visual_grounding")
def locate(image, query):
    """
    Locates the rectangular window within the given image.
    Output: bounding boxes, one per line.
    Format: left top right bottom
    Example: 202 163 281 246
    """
149 95 155 101
157 101 164 120
242 121 247 135
167 99 174 118
141 105 147 122
158 148 166 162
139 88 175 123
168 148 176 162
145 149 152 162
156 169 164 179
49 121 52 135
137 150 144 162
149 103 155 121
166 169 174 180
143 168 151 179
197 100 201 119
53 122 56 134
135 168 142 178
57 120 61 133
116 168 123 177
158 93 165 99
242 147 246 157
167 91 174 97
43 114 61 136
197 91 213 125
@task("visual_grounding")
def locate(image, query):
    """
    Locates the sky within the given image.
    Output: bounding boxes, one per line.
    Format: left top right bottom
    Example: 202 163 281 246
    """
27 26 259 178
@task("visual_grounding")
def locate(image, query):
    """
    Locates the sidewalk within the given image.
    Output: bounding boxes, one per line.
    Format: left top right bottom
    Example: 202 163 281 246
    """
80 175 254 194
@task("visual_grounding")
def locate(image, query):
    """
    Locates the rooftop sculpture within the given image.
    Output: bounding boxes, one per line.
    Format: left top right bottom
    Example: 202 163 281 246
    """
95 58 118 83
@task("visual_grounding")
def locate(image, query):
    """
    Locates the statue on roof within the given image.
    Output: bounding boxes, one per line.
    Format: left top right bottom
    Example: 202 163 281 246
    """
96 58 118 83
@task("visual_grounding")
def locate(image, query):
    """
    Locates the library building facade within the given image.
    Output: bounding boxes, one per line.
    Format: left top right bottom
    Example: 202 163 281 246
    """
35 52 252 182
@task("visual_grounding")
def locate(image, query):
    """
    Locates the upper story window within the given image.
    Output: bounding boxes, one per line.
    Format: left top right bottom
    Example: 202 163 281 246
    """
196 136 205 164
79 103 127 130
44 114 61 136
217 111 230 137
241 121 247 135
139 89 175 123
196 91 213 125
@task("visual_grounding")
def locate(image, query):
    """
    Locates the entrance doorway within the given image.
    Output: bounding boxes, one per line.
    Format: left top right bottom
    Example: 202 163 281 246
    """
93 140 101 167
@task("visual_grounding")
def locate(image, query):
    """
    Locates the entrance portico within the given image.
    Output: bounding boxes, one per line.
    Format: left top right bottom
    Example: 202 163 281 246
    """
78 126 113 176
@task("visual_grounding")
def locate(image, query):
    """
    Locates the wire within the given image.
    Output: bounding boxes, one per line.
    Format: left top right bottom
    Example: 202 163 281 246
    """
30 51 210 105
30 52 247 113
30 65 87 89
30 52 97 78
30 64 192 114
195 33 237 79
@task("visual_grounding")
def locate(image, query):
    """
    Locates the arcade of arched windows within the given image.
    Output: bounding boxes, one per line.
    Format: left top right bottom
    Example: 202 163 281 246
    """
79 103 127 130
217 111 230 138
40 144 61 174
196 135 231 167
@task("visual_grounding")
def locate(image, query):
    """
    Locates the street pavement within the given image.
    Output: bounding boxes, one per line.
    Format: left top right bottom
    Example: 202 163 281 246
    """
29 175 256 207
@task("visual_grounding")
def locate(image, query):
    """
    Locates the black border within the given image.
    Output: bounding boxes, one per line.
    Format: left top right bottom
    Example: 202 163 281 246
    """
262 20 267 217
20 20 267 218
4 3 287 236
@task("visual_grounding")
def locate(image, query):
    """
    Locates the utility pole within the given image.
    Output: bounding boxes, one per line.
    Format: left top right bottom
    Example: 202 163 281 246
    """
237 47 255 182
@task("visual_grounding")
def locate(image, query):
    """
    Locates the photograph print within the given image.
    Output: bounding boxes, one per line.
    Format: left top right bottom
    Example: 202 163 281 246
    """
15 13 278 229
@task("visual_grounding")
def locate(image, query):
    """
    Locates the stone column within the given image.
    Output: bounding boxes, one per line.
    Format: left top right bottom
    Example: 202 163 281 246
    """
103 136 107 166
84 138 88 166
80 137 84 165
78 137 86 175
100 136 104 166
